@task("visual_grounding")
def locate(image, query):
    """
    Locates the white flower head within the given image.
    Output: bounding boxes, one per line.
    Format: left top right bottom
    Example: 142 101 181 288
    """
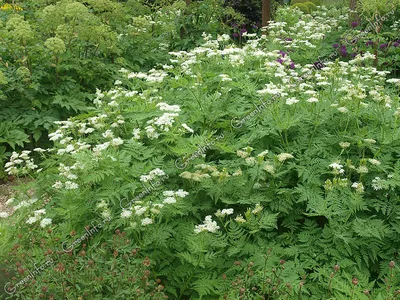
194 215 220 233
40 218 52 228
175 189 189 198
182 123 194 133
286 98 299 105
121 209 133 218
141 217 153 226
277 153 294 162
163 197 177 204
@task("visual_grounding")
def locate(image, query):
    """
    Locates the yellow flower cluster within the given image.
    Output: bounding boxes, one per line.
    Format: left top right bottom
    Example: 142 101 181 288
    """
0 3 23 11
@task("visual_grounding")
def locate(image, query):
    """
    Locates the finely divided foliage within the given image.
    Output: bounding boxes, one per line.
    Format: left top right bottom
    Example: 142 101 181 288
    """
1 5 400 300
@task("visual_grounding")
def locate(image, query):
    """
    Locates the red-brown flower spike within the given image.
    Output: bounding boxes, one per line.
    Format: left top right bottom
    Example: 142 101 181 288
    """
334 264 340 272
363 290 370 295
352 278 359 286
280 259 286 265
389 261 395 268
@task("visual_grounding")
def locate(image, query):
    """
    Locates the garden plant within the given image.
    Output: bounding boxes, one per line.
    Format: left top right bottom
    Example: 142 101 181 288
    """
0 1 400 299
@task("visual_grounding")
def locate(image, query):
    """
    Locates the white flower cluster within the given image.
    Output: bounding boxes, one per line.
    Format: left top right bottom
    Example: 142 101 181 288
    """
162 189 189 204
127 68 168 83
5 151 38 175
26 209 52 228
329 162 344 174
194 215 220 234
215 208 234 217
140 168 166 183
10 197 38 211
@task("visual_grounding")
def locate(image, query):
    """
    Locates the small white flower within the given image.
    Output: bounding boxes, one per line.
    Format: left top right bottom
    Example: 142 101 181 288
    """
234 215 246 223
135 206 147 216
257 150 269 158
40 218 52 228
175 189 189 198
163 197 177 204
52 181 63 189
307 97 319 103
64 181 79 190
339 142 350 149
356 166 369 174
132 128 141 140
121 209 133 218
220 208 234 216
329 163 343 170
34 209 46 216
156 102 181 112
252 204 263 214
26 216 39 224
163 191 175 197
277 153 294 162
182 123 194 133
364 139 376 144
368 159 380 165
141 217 153 226
0 212 9 218
111 137 124 146
337 107 348 113
351 182 364 193
194 215 220 233
285 98 299 105
102 130 114 139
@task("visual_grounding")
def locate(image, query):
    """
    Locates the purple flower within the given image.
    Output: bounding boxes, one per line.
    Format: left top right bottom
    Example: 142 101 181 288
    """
313 61 325 70
351 21 359 28
276 58 284 64
240 28 247 34
279 50 287 57
366 40 373 46
379 43 388 49
232 33 239 38
351 52 357 58
340 45 348 57
285 37 293 41
289 62 295 69
394 42 400 47
333 43 339 49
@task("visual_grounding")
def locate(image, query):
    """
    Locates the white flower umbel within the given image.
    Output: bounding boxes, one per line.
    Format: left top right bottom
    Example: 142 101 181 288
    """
182 123 194 133
194 215 220 233
132 128 141 140
140 168 166 182
141 217 153 226
121 209 133 218
215 208 234 217
277 153 294 162
163 197 177 204
156 102 181 112
40 218 52 228
329 162 344 174
26 216 39 224
285 98 299 105
174 189 189 198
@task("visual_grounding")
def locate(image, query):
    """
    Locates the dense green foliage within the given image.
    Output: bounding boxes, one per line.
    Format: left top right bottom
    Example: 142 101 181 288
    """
0 0 242 179
0 1 400 300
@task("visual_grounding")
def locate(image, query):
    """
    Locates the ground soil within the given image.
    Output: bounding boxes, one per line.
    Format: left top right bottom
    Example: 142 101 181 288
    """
0 177 32 216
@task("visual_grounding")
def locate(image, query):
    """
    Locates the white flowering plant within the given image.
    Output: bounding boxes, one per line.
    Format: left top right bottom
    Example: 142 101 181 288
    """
1 4 400 300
